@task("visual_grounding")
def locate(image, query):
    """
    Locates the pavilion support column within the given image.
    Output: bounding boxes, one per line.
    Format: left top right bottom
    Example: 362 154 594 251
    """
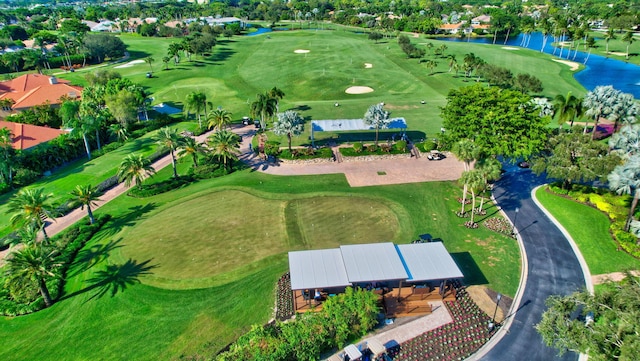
397 280 403 300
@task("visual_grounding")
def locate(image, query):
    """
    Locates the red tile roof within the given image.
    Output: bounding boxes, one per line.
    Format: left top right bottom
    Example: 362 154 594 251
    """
0 120 68 150
0 73 82 110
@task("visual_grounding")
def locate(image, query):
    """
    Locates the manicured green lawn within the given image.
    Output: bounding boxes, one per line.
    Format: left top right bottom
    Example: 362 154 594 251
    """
0 121 196 238
0 169 519 360
535 187 640 275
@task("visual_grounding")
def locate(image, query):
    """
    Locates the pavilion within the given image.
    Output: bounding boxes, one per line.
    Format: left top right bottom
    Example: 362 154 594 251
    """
309 117 407 146
288 242 464 317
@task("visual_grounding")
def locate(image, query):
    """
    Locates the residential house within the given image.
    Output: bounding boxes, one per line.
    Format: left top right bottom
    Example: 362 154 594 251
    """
471 15 491 25
0 120 67 150
0 73 83 117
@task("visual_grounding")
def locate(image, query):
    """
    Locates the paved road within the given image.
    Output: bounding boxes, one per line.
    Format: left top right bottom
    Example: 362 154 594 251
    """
481 167 584 361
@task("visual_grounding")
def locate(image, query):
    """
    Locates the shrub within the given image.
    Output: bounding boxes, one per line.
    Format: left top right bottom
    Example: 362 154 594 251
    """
395 140 407 152
264 141 281 156
353 142 363 153
380 143 392 153
13 168 41 187
96 175 120 192
190 164 230 180
367 144 379 152
0 182 10 195
418 140 436 152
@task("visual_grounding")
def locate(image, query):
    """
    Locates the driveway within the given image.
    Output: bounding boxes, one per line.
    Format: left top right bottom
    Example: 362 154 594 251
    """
480 167 584 361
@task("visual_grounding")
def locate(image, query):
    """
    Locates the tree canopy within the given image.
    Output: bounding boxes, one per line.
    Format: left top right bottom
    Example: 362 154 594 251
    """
537 273 640 361
441 84 549 159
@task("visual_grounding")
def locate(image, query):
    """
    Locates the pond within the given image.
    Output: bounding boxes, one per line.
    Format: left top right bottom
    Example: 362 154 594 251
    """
438 32 640 98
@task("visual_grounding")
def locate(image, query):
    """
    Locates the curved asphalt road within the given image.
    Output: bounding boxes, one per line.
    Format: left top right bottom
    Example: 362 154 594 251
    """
480 167 584 361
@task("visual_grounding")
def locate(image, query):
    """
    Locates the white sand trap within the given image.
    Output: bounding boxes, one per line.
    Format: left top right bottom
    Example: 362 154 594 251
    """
610 51 627 57
502 47 519 50
345 86 374 94
364 63 373 68
294 49 310 54
552 59 580 71
114 59 145 69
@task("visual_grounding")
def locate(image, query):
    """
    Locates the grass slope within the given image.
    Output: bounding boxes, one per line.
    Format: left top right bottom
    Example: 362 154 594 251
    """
535 187 640 275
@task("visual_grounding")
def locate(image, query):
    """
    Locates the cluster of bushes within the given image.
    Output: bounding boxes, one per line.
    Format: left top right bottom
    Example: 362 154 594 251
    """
547 183 639 257
398 35 426 58
127 176 193 198
217 287 379 361
414 139 437 153
279 147 333 160
0 215 111 316
340 141 409 157
484 217 514 237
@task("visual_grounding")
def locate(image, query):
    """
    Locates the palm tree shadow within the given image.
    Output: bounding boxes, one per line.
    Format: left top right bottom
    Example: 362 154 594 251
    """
67 238 124 277
100 203 157 237
59 259 157 302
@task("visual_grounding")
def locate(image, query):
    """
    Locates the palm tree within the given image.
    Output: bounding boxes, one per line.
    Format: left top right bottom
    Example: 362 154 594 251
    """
145 56 154 73
452 139 480 171
117 154 156 188
70 184 101 224
622 31 634 60
425 60 438 75
185 91 208 129
207 108 233 130
460 169 484 224
584 36 596 64
475 157 502 212
207 130 240 171
553 92 584 130
273 110 304 151
363 103 391 146
178 136 207 168
250 92 277 130
609 124 640 159
583 86 617 139
447 55 457 73
267 86 286 112
109 123 129 143
162 56 170 70
605 28 616 54
7 188 56 242
0 126 16 185
5 244 61 307
60 100 93 160
609 155 640 232
154 127 184 179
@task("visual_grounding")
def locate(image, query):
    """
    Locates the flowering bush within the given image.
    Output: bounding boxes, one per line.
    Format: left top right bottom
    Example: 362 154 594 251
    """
275 273 294 320
387 282 498 361
484 217 513 236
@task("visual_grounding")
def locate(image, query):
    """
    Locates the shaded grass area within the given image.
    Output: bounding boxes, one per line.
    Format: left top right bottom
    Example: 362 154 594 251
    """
535 187 640 275
0 169 519 361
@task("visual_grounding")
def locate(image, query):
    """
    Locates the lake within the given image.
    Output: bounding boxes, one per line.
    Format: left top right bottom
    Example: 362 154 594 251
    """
438 32 640 98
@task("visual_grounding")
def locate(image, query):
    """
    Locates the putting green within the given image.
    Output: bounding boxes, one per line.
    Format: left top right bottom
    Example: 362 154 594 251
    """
119 190 400 287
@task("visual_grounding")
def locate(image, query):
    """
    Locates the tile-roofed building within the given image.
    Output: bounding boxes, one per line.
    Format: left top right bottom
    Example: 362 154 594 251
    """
0 120 67 150
0 73 83 114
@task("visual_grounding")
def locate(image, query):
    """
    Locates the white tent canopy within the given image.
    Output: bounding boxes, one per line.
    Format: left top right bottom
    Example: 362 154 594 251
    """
288 242 463 290
310 118 407 143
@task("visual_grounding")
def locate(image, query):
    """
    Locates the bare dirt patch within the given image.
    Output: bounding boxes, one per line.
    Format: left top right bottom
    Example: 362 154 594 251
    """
384 104 421 110
467 285 512 323
345 86 374 94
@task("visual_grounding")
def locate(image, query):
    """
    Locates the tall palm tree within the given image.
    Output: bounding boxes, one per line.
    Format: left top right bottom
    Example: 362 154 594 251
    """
363 103 391 146
425 59 438 75
117 154 156 188
583 86 617 139
0 126 16 185
5 244 61 307
460 169 484 224
584 36 596 64
452 139 480 171
7 188 56 242
178 136 207 168
207 108 233 130
250 92 277 130
154 127 184 179
207 130 240 171
605 28 616 54
71 184 101 224
553 92 584 130
475 157 502 212
185 91 207 129
609 155 640 231
447 55 457 73
60 100 93 160
273 110 304 151
622 31 634 60
145 56 154 73
267 86 286 112
109 123 129 143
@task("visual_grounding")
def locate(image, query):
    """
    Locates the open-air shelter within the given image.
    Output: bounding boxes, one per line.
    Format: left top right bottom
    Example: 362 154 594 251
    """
287 242 464 316
310 118 407 145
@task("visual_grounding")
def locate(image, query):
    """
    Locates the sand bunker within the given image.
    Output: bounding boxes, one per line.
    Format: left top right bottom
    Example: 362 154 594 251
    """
364 63 373 68
610 51 627 57
552 59 580 71
294 49 310 54
114 59 145 69
345 86 374 94
502 47 519 50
